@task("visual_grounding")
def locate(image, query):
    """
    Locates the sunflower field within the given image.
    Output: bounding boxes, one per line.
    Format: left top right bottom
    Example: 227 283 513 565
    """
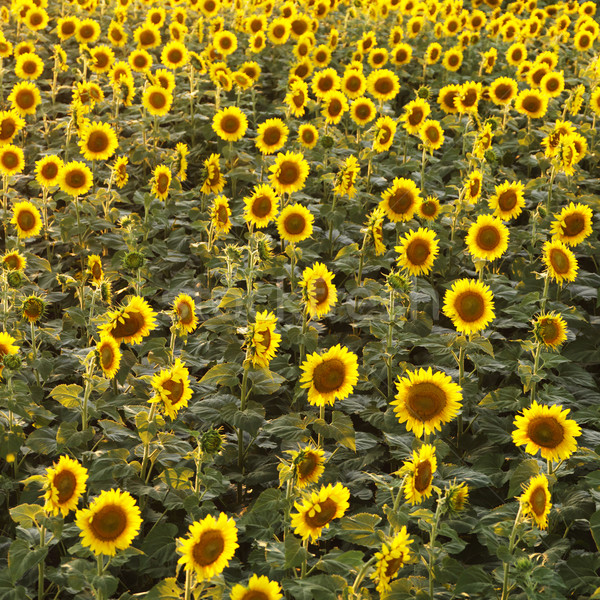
1 0 600 598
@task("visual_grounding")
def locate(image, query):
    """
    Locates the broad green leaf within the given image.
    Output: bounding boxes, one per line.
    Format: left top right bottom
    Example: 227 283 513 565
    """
338 512 382 547
49 384 83 408
8 539 48 583
10 504 44 528
284 535 308 568
590 510 600 552
144 578 182 600
199 362 241 388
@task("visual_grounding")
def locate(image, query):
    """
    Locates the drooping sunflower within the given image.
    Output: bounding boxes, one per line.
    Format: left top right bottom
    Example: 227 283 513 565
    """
269 151 309 195
75 489 142 556
251 310 281 368
35 155 62 187
395 228 440 276
512 401 581 462
489 77 518 106
230 575 282 600
542 240 578 284
400 444 437 505
401 98 430 135
0 144 25 176
212 106 248 142
420 120 444 151
151 165 171 201
288 446 325 488
367 68 400 102
43 456 88 517
172 293 198 334
108 21 128 47
255 118 289 155
11 201 42 239
78 121 118 162
15 52 44 80
243 184 279 228
177 513 238 580
277 203 313 243
151 359 193 420
96 335 121 379
488 180 525 221
0 111 24 146
300 345 359 407
58 161 93 197
466 214 509 261
211 195 232 236
371 527 413 594
372 115 397 152
290 483 350 541
534 312 568 349
201 153 224 194
380 177 421 223
437 84 461 114
550 202 593 246
392 367 462 437
142 85 173 117
99 296 158 345
2 250 26 271
300 262 337 319
161 40 189 69
443 279 495 335
298 123 319 149
515 88 548 119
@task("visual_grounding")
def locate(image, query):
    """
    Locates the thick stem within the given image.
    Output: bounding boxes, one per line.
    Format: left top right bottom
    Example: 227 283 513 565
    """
350 556 377 595
529 342 541 404
456 345 465 446
420 146 427 192
317 404 325 449
140 402 157 482
500 506 523 600
31 322 40 386
96 555 104 600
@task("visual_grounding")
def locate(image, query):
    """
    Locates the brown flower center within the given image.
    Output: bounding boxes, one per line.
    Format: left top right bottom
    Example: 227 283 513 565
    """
529 485 547 516
284 212 306 235
549 248 569 274
301 129 315 144
168 49 183 64
262 126 281 147
241 592 268 600
442 91 458 110
511 48 523 62
111 310 144 339
221 115 241 134
476 225 501 251
217 205 228 225
62 21 76 35
22 60 38 75
17 209 35 231
317 76 334 93
425 125 440 143
54 470 76 503
312 277 329 304
494 83 513 100
408 107 424 126
192 530 224 566
66 169 86 189
291 19 308 36
312 358 345 393
157 173 169 194
252 194 272 218
497 188 517 211
219 36 232 50
406 239 430 265
297 452 318 479
448 54 460 67
16 90 35 109
40 161 58 180
256 326 271 351
375 77 393 95
278 161 300 185
355 104 371 120
327 98 342 117
522 95 542 114
161 377 185 405
90 505 127 541
79 25 95 39
539 319 559 344
387 187 414 215
561 213 584 237
87 131 109 153
385 555 405 578
461 88 478 107
346 75 361 92
454 291 485 323
414 459 433 492
406 382 446 421
133 55 148 69
304 498 337 528
0 119 16 141
527 416 564 448
176 300 193 325
2 151 19 169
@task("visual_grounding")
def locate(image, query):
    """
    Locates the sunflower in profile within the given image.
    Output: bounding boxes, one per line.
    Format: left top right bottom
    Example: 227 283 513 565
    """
151 359 193 420
112 156 128 189
35 155 63 187
350 97 376 126
58 161 93 197
398 444 437 505
43 456 88 517
177 513 238 580
512 400 581 462
251 311 281 368
371 527 412 594
288 446 325 488
142 85 173 117
367 68 400 102
515 88 548 119
0 144 24 176
291 483 350 541
255 118 289 155
520 474 551 530
231 575 282 600
300 345 359 407
79 121 118 162
298 123 319 149
11 201 42 239
96 335 121 379
534 312 568 350
87 255 103 286
489 77 518 106
243 184 279 228
100 296 158 345
401 98 430 135
380 177 421 223
201 153 225 194
2 250 26 271
466 214 509 261
464 170 483 203
372 115 397 152
392 367 462 437
418 196 441 221
488 180 525 221
443 279 495 335
277 203 313 243
550 202 593 246
542 240 578 284
161 40 189 69
269 151 309 195
76 489 142 556
108 21 128 47
395 228 439 276
212 106 248 142
0 111 24 146
153 68 176 92
173 293 198 334
211 195 232 236
151 165 171 201
300 262 337 319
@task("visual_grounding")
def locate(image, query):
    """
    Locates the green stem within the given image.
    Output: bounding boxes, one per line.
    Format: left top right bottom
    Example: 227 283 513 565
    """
140 402 157 482
428 495 445 600
456 345 465 446
500 506 523 600
184 569 192 600
169 325 177 365
529 342 541 404
392 475 407 517
350 556 377 595
300 538 309 578
387 289 395 400
540 274 550 314
317 404 325 449
299 309 308 364
289 242 297 293
81 362 94 432
237 356 251 504
31 321 40 386
546 166 556 215
38 525 45 600
96 555 104 600
420 146 427 192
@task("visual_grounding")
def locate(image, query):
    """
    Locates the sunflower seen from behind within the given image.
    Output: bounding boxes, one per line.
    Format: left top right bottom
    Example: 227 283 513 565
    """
520 474 552 530
43 456 88 517
395 227 439 276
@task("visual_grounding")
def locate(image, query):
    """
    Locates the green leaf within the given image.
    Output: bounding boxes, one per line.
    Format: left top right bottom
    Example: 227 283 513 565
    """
338 512 383 547
590 510 600 552
312 411 356 451
315 549 364 575
8 539 48 583
199 363 241 388
144 578 182 600
284 535 309 568
248 368 286 395
25 428 57 455
10 504 44 528
453 567 494 595
49 384 83 409
91 574 119 598
508 459 539 498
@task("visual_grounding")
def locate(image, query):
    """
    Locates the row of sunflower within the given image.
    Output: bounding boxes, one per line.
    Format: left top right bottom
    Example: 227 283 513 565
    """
0 0 599 598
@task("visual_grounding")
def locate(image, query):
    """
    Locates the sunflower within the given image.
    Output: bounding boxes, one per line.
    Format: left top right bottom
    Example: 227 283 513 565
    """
298 123 319 148
15 52 44 80
550 202 593 246
243 184 279 228
288 446 325 488
401 98 430 135
367 68 400 102
177 513 238 580
151 165 171 201
22 295 46 323
506 41 527 65
371 527 413 594
172 293 198 334
372 115 397 153
211 195 232 235
300 262 337 319
43 456 88 517
212 106 248 143
392 367 462 437
151 359 193 420
333 155 359 198
87 255 103 286
249 31 267 53
161 40 188 70
300 345 358 407
573 29 594 51
251 311 281 368
390 43 412 67
313 44 332 68
100 296 158 345
199 0 220 17
512 401 581 462
78 121 118 163
11 201 42 239
520 474 551 530
442 46 463 72
456 81 482 114
466 214 509 261
420 120 444 151
350 97 376 126
290 483 350 541
488 180 525 221
395 228 440 276
268 17 291 45
0 331 18 378
57 16 78 40
128 49 153 74
57 161 92 198
34 155 62 188
230 575 282 600
489 77 518 106
437 84 461 115
88 46 115 75
96 335 121 379
399 444 437 505
255 118 289 155
443 279 495 335
108 21 128 47
380 177 421 223
277 203 313 243
76 489 142 556
2 250 26 271
8 81 41 116
141 85 173 117
321 91 348 125
542 240 578 284
311 68 340 100
418 196 441 221
269 151 309 195
0 111 24 146
341 69 366 99
201 154 224 194
515 89 548 119
285 79 309 117
540 71 564 98
534 312 568 350
134 23 161 49
0 144 24 176
112 156 128 189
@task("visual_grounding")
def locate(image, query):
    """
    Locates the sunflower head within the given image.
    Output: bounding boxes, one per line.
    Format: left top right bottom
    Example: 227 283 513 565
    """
11 201 42 239
443 278 495 335
173 293 198 334
533 312 568 349
151 359 193 420
43 456 88 517
96 335 122 379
